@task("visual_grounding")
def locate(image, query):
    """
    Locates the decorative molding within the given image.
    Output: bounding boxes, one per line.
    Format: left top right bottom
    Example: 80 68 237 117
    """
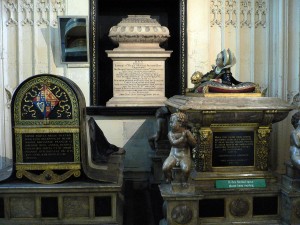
255 0 267 28
51 0 65 26
4 0 18 26
256 126 271 170
171 204 193 224
180 0 187 95
37 0 49 26
211 0 222 27
90 0 97 105
229 198 250 217
240 0 252 28
108 15 170 47
225 0 237 27
4 86 14 109
4 0 64 27
210 0 267 28
196 128 213 172
20 0 34 26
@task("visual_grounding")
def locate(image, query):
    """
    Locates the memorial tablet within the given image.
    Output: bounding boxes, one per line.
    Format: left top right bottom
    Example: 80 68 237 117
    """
106 15 172 106
11 74 86 184
212 131 255 167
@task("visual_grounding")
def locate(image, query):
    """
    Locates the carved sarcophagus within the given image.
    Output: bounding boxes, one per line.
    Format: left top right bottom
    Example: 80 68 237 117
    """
165 95 293 177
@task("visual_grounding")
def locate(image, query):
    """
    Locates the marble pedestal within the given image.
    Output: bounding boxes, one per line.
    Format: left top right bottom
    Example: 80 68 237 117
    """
106 51 172 107
106 15 172 107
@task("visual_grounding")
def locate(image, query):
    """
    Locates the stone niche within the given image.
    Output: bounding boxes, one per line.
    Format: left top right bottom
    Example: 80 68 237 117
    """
106 15 172 107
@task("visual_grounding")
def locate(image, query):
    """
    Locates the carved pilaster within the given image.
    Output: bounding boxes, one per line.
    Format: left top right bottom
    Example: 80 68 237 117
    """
195 128 213 172
256 126 271 170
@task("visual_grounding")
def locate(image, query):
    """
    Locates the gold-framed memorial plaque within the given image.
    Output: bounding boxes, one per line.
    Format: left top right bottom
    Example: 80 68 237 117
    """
211 125 256 171
11 74 86 184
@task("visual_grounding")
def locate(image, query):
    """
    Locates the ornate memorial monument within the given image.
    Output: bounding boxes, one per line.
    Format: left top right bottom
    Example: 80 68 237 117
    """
0 74 124 225
106 15 172 106
156 50 294 225
281 94 300 225
159 95 293 225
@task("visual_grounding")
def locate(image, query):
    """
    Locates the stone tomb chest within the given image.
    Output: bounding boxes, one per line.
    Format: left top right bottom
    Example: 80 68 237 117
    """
159 95 294 225
11 74 86 184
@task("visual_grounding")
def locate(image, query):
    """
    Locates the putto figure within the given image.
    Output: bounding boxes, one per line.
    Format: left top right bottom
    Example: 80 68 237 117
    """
290 112 300 170
162 112 197 184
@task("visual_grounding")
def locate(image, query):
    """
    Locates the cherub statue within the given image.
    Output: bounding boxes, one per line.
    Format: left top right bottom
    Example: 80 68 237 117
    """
290 112 300 170
162 112 197 185
187 49 259 94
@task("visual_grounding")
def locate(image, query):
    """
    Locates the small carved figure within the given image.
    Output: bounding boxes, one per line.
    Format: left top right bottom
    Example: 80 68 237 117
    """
187 49 259 93
162 112 197 184
186 71 203 93
290 112 300 170
88 117 125 163
148 106 170 150
201 48 240 85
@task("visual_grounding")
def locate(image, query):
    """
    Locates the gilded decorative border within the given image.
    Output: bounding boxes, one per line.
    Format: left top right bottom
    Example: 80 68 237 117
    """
91 0 97 105
13 76 79 126
16 163 81 170
15 132 81 163
195 124 258 172
180 0 186 95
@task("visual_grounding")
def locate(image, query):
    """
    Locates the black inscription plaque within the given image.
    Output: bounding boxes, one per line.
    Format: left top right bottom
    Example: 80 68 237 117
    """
22 133 74 163
11 75 86 184
212 131 254 167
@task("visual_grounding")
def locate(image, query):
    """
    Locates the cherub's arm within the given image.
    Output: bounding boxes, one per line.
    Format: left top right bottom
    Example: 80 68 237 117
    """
291 132 300 148
185 130 197 147
168 132 185 146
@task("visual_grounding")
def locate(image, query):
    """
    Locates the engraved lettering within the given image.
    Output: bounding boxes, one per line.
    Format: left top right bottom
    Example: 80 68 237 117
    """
212 131 254 167
22 133 74 163
113 61 165 97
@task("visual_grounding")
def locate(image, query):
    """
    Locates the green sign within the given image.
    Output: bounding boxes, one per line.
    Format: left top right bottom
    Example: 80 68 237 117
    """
216 179 266 189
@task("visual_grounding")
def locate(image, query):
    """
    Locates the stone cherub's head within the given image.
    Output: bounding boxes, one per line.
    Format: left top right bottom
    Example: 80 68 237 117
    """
191 71 203 85
291 112 300 129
